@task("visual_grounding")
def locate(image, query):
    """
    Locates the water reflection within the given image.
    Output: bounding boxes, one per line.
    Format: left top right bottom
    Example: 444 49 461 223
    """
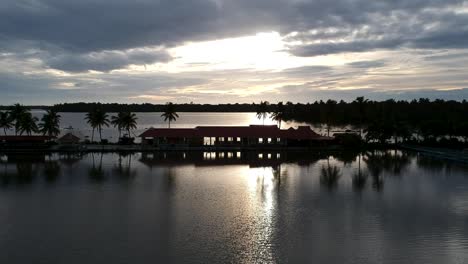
1 151 468 263
352 153 368 193
320 158 342 191
88 152 105 182
0 150 444 192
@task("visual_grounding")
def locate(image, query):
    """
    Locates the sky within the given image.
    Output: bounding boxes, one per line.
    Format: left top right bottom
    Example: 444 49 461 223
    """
1 0 468 105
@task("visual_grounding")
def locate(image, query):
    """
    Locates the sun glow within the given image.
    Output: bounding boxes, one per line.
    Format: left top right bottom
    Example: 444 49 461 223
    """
163 32 342 72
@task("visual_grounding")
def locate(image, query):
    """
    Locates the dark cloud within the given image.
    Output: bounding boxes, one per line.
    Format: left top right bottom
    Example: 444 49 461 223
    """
1 0 468 102
45 49 172 72
347 60 386 68
2 0 466 55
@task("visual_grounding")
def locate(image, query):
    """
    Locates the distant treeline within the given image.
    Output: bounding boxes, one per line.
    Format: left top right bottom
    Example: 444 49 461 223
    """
276 98 468 146
49 103 259 112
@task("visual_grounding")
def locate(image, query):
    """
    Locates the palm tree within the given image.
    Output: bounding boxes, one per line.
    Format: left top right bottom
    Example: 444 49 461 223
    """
271 102 285 128
161 102 179 128
353 96 368 139
85 108 109 142
111 112 125 139
0 112 13 135
121 112 138 137
17 112 38 136
325 100 337 137
8 103 28 135
39 109 61 137
256 101 270 125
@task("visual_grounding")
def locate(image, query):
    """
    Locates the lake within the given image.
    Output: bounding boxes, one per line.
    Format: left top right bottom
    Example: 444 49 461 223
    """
1 150 468 263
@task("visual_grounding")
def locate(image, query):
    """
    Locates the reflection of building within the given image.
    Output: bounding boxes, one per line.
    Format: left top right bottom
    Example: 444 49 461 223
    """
0 136 53 149
139 151 324 168
140 125 333 149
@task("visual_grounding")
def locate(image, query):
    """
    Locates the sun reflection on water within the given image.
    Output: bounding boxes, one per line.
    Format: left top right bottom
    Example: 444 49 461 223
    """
243 166 279 262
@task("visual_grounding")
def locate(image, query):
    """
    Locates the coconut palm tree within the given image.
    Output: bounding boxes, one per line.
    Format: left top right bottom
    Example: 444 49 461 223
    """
111 112 125 139
256 101 270 125
39 109 61 137
271 102 285 128
161 102 179 128
85 108 109 142
0 111 13 136
17 112 38 136
121 112 138 137
8 103 28 135
353 96 368 139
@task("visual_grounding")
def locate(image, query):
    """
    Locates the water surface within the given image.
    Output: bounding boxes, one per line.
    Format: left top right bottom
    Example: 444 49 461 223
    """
0 151 467 263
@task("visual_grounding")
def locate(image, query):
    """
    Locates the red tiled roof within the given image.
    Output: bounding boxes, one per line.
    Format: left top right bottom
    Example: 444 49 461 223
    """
58 133 81 143
140 128 198 138
140 125 332 140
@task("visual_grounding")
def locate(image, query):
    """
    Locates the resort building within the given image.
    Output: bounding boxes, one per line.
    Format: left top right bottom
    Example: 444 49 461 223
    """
140 125 333 148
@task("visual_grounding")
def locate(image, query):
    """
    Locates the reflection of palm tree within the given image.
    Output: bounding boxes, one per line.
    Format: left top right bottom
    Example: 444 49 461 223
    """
88 153 105 181
114 153 137 179
161 103 179 128
320 157 341 190
256 101 270 125
363 151 385 191
44 161 61 183
352 153 368 192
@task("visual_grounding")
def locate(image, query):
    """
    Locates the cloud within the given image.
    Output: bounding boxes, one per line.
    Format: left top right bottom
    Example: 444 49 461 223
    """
1 0 468 102
45 48 172 72
347 60 386 68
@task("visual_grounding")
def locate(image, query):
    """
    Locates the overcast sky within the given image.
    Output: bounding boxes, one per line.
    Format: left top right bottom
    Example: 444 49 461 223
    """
1 0 468 104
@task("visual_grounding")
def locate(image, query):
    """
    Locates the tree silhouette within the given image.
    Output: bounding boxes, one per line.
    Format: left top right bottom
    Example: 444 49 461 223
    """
39 109 61 137
85 108 109 142
121 112 138 137
17 112 38 136
353 96 368 138
256 101 270 125
271 101 285 128
161 102 179 128
111 112 125 139
0 112 13 136
8 104 28 135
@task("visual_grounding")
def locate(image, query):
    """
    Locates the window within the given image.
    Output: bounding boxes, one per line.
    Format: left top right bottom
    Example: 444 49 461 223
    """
268 153 272 159
267 138 272 143
277 153 281 159
258 138 263 143
204 137 212 145
237 137 241 142
227 152 234 158
228 137 234 142
218 137 225 142
258 153 263 159
236 152 242 158
277 138 281 142
219 152 225 158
